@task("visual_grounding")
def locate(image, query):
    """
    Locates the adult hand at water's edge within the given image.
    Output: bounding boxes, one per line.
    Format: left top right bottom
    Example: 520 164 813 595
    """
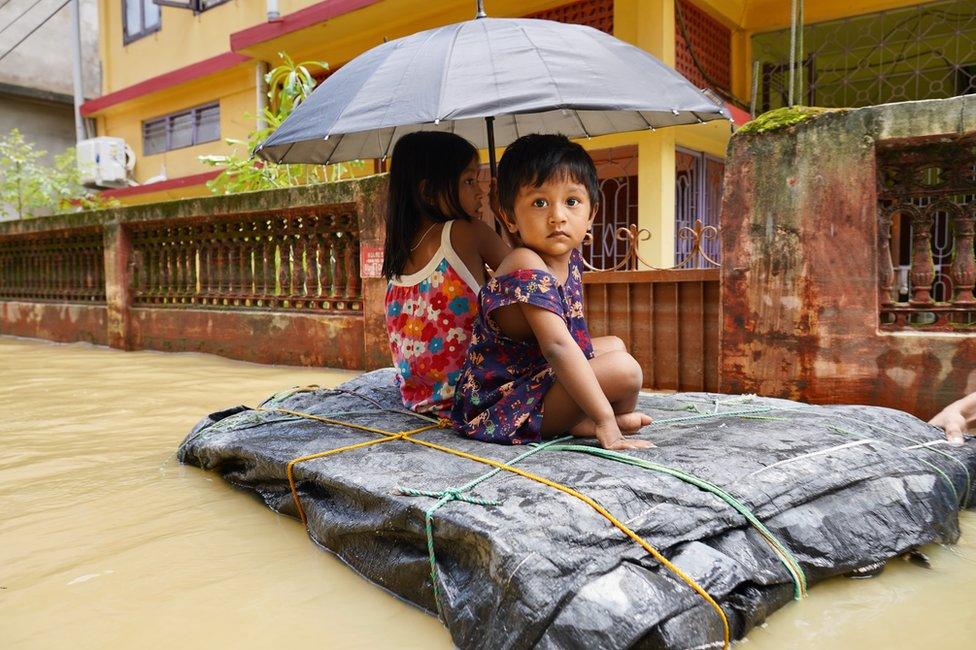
928 392 976 446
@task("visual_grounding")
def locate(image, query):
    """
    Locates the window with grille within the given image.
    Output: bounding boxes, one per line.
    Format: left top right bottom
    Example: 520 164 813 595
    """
675 148 723 267
142 103 220 155
674 0 732 94
124 0 161 44
752 0 976 112
525 0 613 34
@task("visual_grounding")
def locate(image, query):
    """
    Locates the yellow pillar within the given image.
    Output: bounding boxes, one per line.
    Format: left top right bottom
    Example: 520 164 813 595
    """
615 0 677 266
731 30 753 108
638 132 676 267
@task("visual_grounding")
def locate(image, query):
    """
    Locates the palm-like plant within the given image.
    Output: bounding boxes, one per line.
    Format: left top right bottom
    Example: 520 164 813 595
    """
201 53 368 194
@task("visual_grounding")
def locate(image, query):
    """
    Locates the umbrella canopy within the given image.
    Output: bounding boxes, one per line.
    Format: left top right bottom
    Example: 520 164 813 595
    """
255 16 729 166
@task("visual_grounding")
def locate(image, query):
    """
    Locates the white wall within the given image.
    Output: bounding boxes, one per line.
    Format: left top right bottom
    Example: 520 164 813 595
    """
0 0 100 98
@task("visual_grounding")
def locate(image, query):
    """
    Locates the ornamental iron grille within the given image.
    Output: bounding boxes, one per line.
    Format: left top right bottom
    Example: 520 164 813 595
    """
128 207 362 312
525 0 613 33
0 228 106 303
675 0 732 94
877 133 976 330
585 146 639 270
676 148 723 268
752 0 976 112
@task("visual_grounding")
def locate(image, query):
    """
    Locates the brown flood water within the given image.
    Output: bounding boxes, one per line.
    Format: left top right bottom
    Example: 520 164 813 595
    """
2 335 974 649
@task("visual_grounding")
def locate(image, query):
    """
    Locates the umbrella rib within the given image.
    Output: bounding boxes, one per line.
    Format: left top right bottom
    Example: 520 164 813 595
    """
434 22 464 121
323 132 343 165
479 17 505 118
383 125 399 160
581 24 656 131
515 22 565 108
279 141 297 164
373 29 442 140
516 22 590 138
311 44 395 151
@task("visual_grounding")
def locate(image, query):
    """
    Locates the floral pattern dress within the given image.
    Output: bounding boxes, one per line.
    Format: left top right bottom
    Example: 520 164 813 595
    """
451 248 594 444
386 221 481 417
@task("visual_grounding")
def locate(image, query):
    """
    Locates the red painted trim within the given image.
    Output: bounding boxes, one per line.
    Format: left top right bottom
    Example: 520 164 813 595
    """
80 52 250 116
726 102 751 127
231 0 382 51
99 170 221 198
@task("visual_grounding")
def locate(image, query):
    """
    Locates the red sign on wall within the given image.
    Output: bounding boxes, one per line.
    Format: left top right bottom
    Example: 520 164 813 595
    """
360 244 384 278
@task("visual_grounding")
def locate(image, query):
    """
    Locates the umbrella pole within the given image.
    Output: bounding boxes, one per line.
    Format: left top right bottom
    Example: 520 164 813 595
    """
484 115 506 237
485 115 497 182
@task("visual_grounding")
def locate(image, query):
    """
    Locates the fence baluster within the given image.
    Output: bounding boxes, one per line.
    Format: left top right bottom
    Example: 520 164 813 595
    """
950 206 976 305
909 207 936 305
878 209 896 308
260 225 272 305
345 226 360 300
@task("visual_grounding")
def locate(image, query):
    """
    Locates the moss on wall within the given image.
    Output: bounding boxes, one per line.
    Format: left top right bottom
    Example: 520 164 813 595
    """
737 106 842 135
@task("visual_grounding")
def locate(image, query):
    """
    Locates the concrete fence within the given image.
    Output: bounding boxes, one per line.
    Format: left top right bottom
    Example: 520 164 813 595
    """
0 176 391 371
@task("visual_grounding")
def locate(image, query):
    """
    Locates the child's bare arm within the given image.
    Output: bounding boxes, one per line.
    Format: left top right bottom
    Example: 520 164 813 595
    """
452 219 511 280
472 218 511 270
527 307 616 430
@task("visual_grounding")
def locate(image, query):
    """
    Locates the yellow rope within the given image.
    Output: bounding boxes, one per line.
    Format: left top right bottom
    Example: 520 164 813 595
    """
260 406 730 649
257 407 441 525
399 435 731 648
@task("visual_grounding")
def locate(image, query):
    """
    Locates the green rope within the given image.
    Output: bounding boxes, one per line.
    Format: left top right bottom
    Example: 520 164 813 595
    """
395 404 799 612
397 487 500 507
770 406 972 508
546 443 808 599
650 407 775 425
826 424 963 506
398 436 573 620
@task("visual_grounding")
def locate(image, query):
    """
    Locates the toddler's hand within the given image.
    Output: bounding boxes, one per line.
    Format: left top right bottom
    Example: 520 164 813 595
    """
595 420 654 450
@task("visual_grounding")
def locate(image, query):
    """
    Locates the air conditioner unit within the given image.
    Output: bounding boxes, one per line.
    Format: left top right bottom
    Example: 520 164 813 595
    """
77 137 136 189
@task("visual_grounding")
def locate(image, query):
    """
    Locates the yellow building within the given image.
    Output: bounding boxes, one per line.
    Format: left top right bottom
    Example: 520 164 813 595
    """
84 0 975 265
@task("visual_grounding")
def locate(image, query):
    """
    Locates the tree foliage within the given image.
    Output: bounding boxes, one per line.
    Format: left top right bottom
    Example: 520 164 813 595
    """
0 129 119 220
200 52 368 195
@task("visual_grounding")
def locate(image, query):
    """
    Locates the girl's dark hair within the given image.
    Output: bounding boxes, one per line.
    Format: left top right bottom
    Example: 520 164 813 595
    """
383 131 478 279
497 134 600 218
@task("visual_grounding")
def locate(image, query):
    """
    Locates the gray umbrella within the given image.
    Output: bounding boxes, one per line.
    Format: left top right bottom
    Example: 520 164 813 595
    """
254 7 729 175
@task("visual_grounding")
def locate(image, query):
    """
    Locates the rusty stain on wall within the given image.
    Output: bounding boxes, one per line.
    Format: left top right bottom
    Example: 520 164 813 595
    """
721 95 976 419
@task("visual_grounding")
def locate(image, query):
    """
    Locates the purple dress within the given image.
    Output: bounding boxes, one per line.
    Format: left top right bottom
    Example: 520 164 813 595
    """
451 249 594 444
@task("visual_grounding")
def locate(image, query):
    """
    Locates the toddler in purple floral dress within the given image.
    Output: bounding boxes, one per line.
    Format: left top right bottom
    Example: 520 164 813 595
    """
451 135 652 450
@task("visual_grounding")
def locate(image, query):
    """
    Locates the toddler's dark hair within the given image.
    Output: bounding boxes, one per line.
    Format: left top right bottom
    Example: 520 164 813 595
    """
383 131 478 279
496 134 600 217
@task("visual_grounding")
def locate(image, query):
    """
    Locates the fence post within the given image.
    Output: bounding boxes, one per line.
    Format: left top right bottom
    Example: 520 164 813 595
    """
357 177 391 370
103 222 133 350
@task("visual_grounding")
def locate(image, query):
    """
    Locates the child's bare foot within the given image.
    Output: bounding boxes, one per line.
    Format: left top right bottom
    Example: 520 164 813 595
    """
594 421 654 450
570 412 654 438
616 411 653 434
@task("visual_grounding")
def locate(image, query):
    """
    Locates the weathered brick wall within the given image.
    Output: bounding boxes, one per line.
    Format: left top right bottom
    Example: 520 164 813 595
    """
720 96 976 419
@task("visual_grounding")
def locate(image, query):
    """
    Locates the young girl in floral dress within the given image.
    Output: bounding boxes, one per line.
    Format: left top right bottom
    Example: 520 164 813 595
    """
384 132 510 418
451 134 652 450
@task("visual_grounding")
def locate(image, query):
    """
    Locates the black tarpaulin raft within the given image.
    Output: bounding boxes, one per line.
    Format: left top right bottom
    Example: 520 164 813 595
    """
177 369 976 649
